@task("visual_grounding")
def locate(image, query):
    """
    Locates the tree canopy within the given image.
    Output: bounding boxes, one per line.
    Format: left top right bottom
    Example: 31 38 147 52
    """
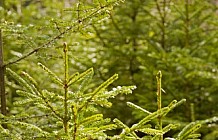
0 0 218 139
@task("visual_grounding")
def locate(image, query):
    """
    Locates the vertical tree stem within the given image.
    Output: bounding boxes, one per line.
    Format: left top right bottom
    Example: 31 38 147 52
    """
129 6 138 84
161 0 166 50
0 29 6 117
185 0 190 47
63 42 69 135
72 106 78 140
155 0 167 50
190 103 195 122
156 71 163 140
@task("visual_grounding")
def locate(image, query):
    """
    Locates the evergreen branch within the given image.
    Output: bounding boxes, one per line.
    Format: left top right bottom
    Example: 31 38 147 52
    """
78 74 118 111
6 68 36 94
96 68 117 87
92 124 117 133
68 68 93 86
13 98 35 106
127 102 152 114
109 12 125 41
197 116 218 125
96 86 136 99
172 4 185 19
68 72 79 83
186 133 201 139
113 118 129 129
169 99 186 109
42 100 63 121
77 68 94 94
91 74 118 97
0 124 10 136
0 114 51 122
12 121 49 136
15 90 39 99
162 124 178 134
141 6 159 20
139 128 163 136
38 63 63 86
154 0 167 49
38 91 63 121
130 107 169 131
87 86 136 108
92 24 107 47
3 29 69 67
80 114 103 125
113 118 135 138
162 99 186 117
41 90 56 100
3 1 118 67
154 0 164 21
21 71 38 88
20 71 40 95
189 5 205 20
177 122 201 140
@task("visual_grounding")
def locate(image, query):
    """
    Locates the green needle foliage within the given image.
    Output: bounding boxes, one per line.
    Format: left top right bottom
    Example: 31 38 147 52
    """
110 71 216 140
1 45 218 139
1 0 218 139
80 0 218 130
2 43 136 139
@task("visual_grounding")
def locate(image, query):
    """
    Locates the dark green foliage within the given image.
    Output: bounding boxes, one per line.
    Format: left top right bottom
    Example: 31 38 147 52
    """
0 0 218 139
78 0 218 138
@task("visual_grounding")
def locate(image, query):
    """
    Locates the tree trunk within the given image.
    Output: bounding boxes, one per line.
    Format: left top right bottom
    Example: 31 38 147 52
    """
0 29 7 117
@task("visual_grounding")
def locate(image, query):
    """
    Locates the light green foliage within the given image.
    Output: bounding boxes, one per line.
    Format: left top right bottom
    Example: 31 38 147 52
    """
110 71 203 140
38 62 63 86
2 43 135 139
1 0 218 139
177 122 201 140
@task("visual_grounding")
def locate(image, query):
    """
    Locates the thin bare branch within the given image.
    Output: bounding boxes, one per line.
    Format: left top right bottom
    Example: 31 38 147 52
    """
3 3 113 67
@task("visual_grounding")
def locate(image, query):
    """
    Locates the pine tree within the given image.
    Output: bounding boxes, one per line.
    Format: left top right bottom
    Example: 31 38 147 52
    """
1 42 136 139
1 0 218 139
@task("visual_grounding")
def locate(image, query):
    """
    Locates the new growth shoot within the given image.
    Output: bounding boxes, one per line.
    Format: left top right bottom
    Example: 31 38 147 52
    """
156 70 163 140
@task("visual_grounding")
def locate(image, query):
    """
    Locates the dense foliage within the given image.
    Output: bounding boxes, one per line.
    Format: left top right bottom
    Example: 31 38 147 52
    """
0 0 218 139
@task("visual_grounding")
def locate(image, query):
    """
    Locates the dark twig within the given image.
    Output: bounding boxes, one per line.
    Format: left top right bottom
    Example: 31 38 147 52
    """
3 3 113 67
3 28 71 67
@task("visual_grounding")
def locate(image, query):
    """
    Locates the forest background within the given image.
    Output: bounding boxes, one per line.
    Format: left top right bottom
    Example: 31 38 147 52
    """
0 0 218 139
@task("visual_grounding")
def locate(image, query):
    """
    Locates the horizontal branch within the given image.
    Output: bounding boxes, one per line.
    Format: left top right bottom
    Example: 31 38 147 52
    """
3 27 71 67
3 3 112 67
